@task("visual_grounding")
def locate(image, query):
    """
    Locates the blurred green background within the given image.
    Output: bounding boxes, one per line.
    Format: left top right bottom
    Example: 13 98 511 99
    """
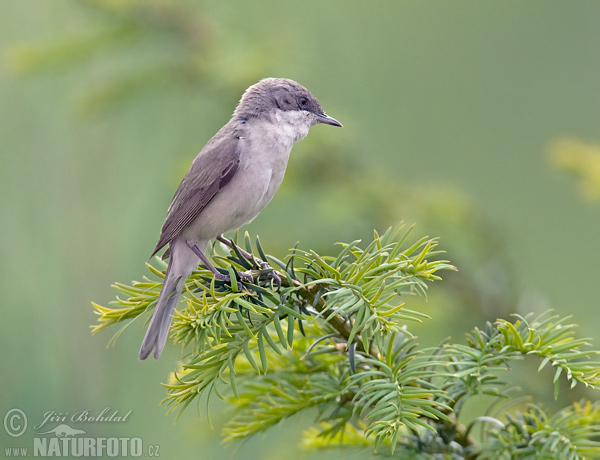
2 1 600 458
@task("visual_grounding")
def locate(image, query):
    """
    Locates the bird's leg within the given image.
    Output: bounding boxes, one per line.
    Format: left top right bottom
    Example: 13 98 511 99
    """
216 235 254 261
216 235 282 289
187 242 230 282
187 241 253 284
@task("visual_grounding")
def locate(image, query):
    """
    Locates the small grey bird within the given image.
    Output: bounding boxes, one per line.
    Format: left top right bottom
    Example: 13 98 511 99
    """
139 78 342 360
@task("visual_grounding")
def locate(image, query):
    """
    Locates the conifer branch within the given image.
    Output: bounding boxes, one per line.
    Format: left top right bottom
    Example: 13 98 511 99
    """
92 225 600 458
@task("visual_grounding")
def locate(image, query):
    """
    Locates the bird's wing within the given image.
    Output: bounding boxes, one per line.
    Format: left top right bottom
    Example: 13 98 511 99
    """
151 126 241 258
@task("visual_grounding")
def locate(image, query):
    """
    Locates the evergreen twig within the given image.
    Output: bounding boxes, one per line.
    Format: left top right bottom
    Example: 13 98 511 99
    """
92 225 600 458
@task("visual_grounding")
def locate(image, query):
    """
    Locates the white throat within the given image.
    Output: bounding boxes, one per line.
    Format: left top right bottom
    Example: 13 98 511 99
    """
271 109 313 146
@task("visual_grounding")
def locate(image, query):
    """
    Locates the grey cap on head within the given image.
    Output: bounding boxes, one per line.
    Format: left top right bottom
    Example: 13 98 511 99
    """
234 77 342 127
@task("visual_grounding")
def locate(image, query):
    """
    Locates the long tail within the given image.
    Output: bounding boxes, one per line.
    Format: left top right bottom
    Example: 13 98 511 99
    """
139 239 202 360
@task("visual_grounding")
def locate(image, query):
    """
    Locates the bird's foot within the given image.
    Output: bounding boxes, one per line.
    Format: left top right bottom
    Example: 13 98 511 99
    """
212 271 231 282
210 268 255 285
238 270 255 283
256 260 282 290
216 236 281 289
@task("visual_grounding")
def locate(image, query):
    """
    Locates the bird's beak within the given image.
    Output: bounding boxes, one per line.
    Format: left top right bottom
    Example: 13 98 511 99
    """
315 113 343 127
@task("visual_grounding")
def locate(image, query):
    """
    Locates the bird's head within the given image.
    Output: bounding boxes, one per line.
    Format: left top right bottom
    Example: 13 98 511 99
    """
234 78 342 131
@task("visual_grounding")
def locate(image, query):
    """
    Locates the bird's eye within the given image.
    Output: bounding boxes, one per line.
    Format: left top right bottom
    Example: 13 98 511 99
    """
299 97 307 106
